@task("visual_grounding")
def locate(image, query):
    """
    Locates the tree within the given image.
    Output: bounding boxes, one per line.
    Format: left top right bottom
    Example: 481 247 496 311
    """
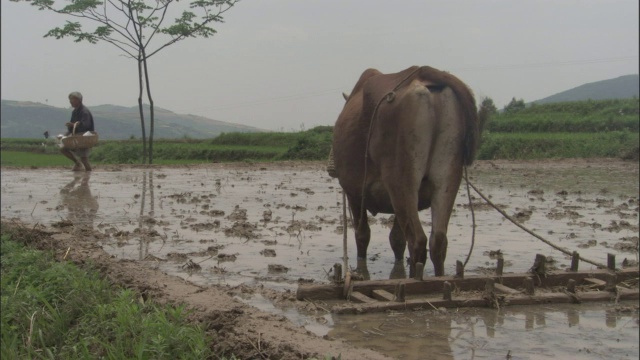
14 0 239 164
478 96 497 133
503 97 526 113
479 97 498 116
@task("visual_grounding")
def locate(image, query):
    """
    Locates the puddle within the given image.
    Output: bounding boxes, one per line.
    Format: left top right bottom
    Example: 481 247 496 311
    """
329 302 639 359
1 160 638 359
235 292 334 337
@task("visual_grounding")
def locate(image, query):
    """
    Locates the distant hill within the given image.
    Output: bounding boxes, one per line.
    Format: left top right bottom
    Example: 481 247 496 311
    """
0 100 265 139
533 74 639 104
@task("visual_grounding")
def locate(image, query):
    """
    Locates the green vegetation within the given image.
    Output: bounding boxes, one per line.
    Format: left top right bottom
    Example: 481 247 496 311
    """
488 98 639 132
0 226 215 359
92 142 286 164
1 126 334 165
1 99 638 166
478 98 639 160
478 131 638 160
1 151 72 167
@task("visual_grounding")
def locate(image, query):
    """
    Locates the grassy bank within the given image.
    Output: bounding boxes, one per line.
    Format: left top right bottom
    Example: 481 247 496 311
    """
0 225 218 359
488 98 639 133
478 131 639 160
1 98 638 166
2 130 637 167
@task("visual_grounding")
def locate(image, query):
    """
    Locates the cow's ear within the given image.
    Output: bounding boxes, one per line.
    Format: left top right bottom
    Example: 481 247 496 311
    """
342 92 349 101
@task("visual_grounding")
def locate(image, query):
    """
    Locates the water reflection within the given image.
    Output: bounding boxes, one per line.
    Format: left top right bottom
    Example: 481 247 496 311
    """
137 170 156 260
567 308 579 327
483 309 497 337
330 311 454 359
139 170 155 218
329 303 639 359
59 172 99 229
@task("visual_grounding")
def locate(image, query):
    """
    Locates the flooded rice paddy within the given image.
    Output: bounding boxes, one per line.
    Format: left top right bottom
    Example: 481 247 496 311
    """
1 159 638 359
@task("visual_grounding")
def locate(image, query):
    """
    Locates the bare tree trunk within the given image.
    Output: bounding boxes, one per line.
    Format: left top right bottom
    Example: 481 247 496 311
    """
137 56 148 164
142 54 154 164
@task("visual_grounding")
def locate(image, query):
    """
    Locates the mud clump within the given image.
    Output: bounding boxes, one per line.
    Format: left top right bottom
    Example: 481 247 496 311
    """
261 249 277 257
513 209 533 222
226 206 248 221
224 221 260 239
268 264 289 273
217 253 238 262
190 221 220 231
52 219 73 228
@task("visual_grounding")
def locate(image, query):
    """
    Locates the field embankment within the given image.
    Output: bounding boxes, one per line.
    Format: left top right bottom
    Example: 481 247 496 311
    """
1 98 638 166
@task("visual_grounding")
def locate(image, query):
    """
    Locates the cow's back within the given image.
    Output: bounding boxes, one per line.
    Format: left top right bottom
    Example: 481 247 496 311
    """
332 68 383 196
332 65 479 209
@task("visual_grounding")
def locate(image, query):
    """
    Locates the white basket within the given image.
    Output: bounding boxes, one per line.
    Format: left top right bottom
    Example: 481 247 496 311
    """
59 123 98 150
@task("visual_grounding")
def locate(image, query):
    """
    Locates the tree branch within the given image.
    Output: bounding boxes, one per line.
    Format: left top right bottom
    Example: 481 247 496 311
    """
146 0 237 59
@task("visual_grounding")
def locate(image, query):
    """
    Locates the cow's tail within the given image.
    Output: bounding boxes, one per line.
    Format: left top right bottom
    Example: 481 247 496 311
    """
417 66 481 166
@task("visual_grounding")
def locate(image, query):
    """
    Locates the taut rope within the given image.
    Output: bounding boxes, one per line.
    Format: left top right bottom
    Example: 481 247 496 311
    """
465 177 609 269
462 166 476 267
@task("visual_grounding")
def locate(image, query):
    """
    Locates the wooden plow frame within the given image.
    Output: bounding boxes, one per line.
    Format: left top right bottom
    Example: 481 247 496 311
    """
297 253 639 314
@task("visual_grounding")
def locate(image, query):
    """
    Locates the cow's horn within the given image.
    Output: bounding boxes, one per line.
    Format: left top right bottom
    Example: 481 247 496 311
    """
342 92 349 101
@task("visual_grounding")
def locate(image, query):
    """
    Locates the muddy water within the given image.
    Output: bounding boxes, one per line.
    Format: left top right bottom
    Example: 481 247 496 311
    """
1 160 638 359
329 302 639 359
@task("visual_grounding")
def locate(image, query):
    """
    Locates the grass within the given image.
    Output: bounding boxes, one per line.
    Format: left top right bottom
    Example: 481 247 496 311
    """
2 99 639 166
0 225 340 359
1 151 72 167
489 98 639 132
2 130 637 167
0 226 217 359
477 131 639 160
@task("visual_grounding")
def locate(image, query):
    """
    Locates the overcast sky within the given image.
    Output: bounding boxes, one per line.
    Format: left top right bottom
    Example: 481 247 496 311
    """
2 0 638 131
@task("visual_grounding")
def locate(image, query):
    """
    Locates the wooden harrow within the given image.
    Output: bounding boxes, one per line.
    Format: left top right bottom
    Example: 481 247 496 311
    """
296 253 639 314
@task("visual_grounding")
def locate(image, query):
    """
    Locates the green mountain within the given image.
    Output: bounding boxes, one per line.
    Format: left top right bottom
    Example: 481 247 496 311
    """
0 100 264 139
533 74 639 104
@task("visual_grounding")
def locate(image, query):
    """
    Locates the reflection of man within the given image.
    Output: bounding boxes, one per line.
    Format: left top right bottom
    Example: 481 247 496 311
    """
59 172 99 229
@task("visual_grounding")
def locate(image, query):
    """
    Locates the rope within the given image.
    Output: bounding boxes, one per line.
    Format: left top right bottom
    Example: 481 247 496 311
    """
462 166 476 267
344 67 607 271
465 178 609 269
358 67 422 230
342 190 348 274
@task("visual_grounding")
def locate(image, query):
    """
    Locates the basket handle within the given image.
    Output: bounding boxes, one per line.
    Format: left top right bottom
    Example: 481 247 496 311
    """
72 122 78 136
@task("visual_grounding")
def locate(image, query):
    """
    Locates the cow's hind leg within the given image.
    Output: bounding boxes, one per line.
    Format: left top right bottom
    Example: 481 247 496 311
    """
429 172 462 276
401 211 428 278
347 194 371 261
388 194 427 278
389 217 406 262
389 258 406 279
356 258 371 280
429 230 448 276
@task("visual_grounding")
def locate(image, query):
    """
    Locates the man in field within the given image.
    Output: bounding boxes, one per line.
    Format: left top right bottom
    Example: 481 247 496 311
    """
61 91 95 171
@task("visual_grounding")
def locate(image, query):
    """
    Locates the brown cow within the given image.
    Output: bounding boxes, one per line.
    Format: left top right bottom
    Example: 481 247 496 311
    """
332 65 481 277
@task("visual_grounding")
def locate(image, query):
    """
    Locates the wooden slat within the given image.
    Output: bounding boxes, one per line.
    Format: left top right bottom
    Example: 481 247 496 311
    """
583 277 607 290
494 283 522 295
348 291 375 303
371 289 395 302
333 297 489 314
296 267 639 301
333 290 640 314
616 288 640 301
